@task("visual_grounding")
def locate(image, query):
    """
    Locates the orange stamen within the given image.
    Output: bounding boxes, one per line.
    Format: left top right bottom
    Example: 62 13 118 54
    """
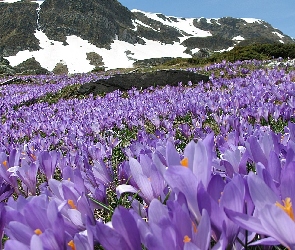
31 154 37 161
2 161 8 169
68 240 76 250
192 221 198 233
180 157 188 168
275 197 295 221
68 199 77 209
183 235 191 243
34 229 42 235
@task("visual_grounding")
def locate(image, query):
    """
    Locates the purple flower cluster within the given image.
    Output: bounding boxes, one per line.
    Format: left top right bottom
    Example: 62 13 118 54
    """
0 59 294 249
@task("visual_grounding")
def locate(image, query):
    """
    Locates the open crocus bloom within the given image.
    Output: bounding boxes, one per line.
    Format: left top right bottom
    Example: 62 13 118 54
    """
226 172 295 249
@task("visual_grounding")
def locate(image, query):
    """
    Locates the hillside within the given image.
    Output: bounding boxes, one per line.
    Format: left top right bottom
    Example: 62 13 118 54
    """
0 0 294 73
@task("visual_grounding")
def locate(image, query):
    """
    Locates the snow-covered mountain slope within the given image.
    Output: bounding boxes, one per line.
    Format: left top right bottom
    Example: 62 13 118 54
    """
0 0 294 73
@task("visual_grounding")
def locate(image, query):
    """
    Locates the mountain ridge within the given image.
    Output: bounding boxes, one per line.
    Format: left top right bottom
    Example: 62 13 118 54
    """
0 0 294 73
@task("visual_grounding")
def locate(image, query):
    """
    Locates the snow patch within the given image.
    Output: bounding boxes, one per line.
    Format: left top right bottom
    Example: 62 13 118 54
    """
241 18 262 24
1 0 22 2
5 30 191 73
132 20 158 32
191 48 200 54
232 35 245 41
272 31 284 39
216 47 235 53
131 9 212 37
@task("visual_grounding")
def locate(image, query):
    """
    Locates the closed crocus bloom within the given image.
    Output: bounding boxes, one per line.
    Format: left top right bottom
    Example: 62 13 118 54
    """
141 198 211 250
92 206 141 250
116 155 166 204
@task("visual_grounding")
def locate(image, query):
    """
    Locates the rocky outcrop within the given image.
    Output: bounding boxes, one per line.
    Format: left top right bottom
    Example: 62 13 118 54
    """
39 0 142 48
13 57 49 75
78 70 210 95
132 11 183 44
0 2 40 56
193 17 294 44
182 36 235 51
0 0 294 71
0 57 15 75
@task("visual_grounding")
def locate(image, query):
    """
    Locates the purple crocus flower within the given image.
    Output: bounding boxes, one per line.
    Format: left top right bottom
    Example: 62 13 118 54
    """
0 179 13 202
92 206 141 250
116 155 166 204
132 196 211 250
4 195 69 250
226 172 295 248
7 158 38 196
37 151 60 181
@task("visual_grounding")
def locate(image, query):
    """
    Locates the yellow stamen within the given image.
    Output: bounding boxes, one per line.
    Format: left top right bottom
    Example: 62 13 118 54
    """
2 161 8 169
180 157 188 168
31 154 37 161
34 229 42 235
192 221 198 233
275 197 295 221
183 235 191 243
68 240 76 250
148 177 151 181
68 199 77 209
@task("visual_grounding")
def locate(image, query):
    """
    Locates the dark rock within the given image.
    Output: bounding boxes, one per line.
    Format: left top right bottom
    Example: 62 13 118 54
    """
0 56 15 75
133 57 180 67
0 2 40 56
13 57 49 75
132 11 183 43
193 17 294 44
182 35 235 51
39 0 139 48
86 52 104 67
78 70 209 95
0 77 33 85
52 62 69 75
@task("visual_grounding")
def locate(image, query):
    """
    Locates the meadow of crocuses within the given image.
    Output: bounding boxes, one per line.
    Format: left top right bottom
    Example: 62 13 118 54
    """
0 58 294 250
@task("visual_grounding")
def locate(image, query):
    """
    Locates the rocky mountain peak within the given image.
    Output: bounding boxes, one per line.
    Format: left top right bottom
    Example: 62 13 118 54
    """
39 0 140 47
0 0 294 73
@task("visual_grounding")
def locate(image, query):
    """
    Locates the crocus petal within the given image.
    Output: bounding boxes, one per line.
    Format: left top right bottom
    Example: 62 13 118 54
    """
249 237 280 246
7 221 34 245
39 229 60 250
112 206 141 250
207 175 225 203
225 208 267 236
148 199 169 225
4 240 30 250
73 233 91 250
184 138 212 189
280 161 295 204
30 234 44 250
194 209 211 250
116 184 140 198
129 157 154 202
68 209 84 229
247 136 268 167
247 172 279 210
166 140 181 167
184 242 201 250
259 204 295 249
164 165 201 220
268 151 281 184
94 222 129 250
